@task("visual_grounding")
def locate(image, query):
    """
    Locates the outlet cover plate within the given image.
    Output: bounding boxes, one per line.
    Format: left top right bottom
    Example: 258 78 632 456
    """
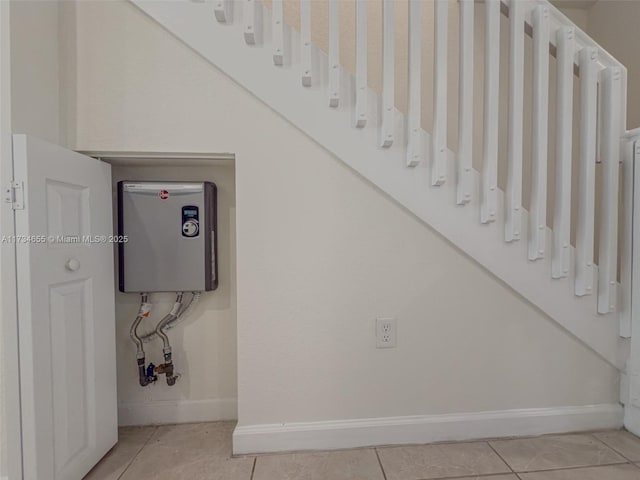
376 317 397 348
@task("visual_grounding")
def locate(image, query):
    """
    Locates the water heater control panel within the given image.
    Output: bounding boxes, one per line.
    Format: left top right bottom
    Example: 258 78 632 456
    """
181 206 200 237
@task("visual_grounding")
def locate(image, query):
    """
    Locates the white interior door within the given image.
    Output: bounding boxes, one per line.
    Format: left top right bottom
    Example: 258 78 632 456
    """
12 134 117 480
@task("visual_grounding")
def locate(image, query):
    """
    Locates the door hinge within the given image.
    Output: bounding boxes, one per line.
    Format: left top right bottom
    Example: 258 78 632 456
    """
5 181 24 210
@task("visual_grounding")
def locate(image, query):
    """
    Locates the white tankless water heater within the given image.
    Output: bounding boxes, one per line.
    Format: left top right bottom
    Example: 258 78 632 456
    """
118 181 218 293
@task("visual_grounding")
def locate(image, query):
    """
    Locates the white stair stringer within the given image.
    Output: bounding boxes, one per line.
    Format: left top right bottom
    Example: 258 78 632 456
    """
131 0 627 369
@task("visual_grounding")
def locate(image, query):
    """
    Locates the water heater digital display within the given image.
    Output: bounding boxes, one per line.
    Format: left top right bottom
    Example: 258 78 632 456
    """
181 206 200 237
118 181 218 293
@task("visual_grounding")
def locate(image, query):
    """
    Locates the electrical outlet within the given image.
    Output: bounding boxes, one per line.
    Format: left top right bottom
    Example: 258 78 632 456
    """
376 318 397 348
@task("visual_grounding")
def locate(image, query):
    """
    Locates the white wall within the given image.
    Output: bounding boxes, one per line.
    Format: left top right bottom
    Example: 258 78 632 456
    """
1 2 70 477
72 0 620 435
557 6 588 31
111 164 238 425
9 0 67 146
586 0 640 130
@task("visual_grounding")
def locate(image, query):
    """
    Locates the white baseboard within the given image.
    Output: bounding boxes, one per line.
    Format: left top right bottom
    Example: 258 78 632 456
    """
118 397 237 426
233 404 623 454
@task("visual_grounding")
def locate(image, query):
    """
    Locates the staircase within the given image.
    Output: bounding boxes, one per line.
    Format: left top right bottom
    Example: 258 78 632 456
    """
131 0 635 370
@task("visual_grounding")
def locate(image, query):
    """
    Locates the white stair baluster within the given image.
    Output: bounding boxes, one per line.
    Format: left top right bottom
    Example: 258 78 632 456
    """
598 67 623 314
328 0 340 108
575 47 598 296
552 27 576 279
456 0 474 205
214 0 233 23
505 0 524 241
272 0 284 65
431 0 448 185
528 5 550 260
406 0 421 167
355 0 367 128
619 68 631 337
380 0 395 148
243 0 260 45
481 0 500 224
301 0 312 87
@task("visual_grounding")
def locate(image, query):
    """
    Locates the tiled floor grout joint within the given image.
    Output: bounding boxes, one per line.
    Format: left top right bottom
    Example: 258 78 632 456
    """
116 426 158 480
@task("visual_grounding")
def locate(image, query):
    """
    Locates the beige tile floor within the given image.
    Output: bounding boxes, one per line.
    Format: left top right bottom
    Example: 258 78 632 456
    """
83 422 640 480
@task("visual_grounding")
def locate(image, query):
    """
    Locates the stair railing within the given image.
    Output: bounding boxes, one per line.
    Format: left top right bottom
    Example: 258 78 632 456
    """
214 0 630 323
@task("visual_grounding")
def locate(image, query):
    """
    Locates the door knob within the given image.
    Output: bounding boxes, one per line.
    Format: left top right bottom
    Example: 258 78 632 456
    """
65 258 81 272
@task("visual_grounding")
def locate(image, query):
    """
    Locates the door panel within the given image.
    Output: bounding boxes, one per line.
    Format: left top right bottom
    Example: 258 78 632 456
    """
13 134 117 480
50 279 93 475
46 179 91 239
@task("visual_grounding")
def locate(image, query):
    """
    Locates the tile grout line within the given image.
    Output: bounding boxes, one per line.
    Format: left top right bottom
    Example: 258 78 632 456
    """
410 465 634 480
503 461 633 476
375 442 522 480
374 448 388 480
486 433 635 477
116 426 159 480
486 440 519 477
373 437 635 480
416 472 523 480
249 456 257 480
590 432 640 465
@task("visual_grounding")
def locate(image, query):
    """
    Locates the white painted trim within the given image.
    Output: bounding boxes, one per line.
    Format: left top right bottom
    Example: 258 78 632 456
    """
625 137 640 435
529 5 550 261
233 404 623 454
619 136 635 337
354 0 367 128
77 150 235 160
598 67 623 315
77 150 235 166
118 398 237 426
456 0 473 204
327 0 339 108
0 2 23 479
405 0 422 167
431 0 447 185
551 26 575 280
504 0 524 241
480 0 500 224
575 48 598 298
